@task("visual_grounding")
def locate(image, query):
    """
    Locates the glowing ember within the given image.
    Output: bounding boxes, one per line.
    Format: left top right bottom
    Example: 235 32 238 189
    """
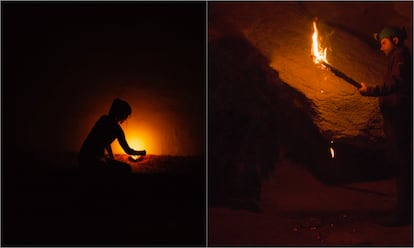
129 154 143 162
330 140 335 159
330 147 335 159
311 20 328 65
131 155 140 160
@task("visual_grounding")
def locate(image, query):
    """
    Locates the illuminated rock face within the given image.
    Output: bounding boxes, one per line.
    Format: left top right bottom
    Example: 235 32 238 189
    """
209 1 412 149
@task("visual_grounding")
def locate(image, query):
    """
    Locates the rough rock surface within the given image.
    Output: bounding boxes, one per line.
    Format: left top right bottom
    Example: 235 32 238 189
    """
209 2 412 148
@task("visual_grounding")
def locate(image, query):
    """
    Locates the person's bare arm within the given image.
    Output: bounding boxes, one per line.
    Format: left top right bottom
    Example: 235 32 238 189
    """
106 145 115 160
117 129 146 156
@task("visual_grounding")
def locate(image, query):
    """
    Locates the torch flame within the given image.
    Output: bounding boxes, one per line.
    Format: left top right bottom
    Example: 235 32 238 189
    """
311 20 328 64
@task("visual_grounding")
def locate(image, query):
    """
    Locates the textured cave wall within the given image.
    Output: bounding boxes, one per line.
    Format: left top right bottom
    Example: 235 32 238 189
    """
209 1 412 149
209 33 393 206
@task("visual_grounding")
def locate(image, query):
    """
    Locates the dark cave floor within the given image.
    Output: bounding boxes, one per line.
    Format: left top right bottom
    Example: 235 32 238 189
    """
209 157 412 246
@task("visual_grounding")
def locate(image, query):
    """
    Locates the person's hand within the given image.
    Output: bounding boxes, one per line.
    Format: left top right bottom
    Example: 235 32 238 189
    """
135 150 146 156
359 82 368 95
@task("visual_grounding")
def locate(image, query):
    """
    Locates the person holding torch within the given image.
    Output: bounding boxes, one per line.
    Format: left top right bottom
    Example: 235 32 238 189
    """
359 27 412 226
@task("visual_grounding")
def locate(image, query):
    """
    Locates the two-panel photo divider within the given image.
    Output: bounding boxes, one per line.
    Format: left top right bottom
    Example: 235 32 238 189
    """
2 1 413 247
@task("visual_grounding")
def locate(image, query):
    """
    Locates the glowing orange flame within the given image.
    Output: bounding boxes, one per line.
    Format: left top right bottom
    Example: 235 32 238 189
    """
329 140 335 159
311 20 328 64
330 147 335 159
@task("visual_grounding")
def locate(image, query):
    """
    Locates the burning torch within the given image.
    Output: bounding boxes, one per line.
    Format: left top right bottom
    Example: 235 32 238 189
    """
311 19 361 89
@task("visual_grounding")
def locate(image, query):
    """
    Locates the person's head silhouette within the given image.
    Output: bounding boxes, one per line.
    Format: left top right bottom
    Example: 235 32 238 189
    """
109 98 132 124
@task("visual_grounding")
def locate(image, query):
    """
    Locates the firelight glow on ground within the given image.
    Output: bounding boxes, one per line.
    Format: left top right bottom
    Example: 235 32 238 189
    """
114 154 202 174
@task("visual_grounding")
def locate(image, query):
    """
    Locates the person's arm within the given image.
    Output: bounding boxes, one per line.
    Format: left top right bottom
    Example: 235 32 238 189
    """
106 145 114 160
360 50 409 97
117 127 146 156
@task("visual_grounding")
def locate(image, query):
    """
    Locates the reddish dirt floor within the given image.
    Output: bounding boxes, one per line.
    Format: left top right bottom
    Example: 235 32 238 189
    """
209 157 412 246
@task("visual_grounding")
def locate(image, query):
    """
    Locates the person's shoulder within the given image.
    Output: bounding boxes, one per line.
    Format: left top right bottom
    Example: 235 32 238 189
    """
97 115 121 131
396 46 411 56
392 46 411 62
97 115 109 122
97 115 115 126
102 115 121 127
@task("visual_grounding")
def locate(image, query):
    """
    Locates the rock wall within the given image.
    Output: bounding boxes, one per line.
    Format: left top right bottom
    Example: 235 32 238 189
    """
209 2 412 149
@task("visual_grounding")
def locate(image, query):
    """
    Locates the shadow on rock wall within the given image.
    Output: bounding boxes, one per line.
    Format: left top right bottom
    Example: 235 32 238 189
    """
208 32 392 211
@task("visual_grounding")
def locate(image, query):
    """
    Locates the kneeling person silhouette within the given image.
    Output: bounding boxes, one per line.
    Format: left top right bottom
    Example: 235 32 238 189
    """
79 98 146 176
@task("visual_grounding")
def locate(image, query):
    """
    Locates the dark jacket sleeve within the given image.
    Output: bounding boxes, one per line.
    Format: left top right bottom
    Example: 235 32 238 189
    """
364 47 411 109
